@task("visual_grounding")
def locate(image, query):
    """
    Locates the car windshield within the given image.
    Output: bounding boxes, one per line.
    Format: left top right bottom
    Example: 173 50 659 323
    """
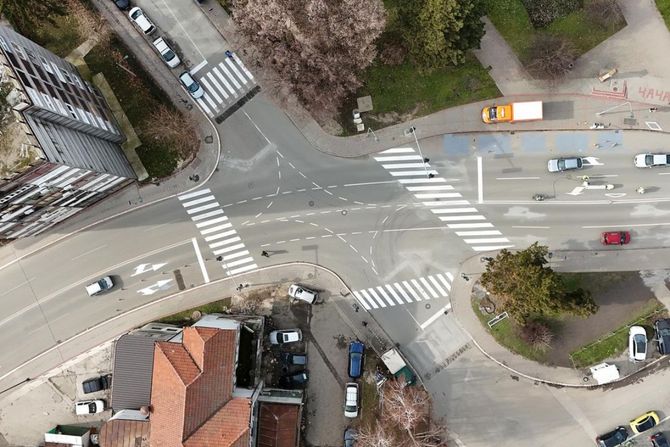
638 416 654 431
557 159 566 170
187 82 199 93
488 108 497 119
130 10 141 19
635 335 646 353
646 154 654 165
164 50 176 61
345 404 356 411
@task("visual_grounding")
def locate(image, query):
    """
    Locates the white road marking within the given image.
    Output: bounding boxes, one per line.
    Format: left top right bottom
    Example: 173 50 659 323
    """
393 283 413 304
190 59 208 74
71 244 107 261
415 193 462 199
222 250 250 261
0 277 36 298
398 178 448 184
455 230 502 236
380 147 415 153
439 215 486 221
374 155 423 161
179 188 211 200
205 230 237 242
447 223 495 229
200 223 233 235
196 216 229 228
228 263 258 275
407 185 454 191
431 208 479 214
384 284 405 305
137 279 173 296
419 277 439 298
213 66 237 96
225 257 255 268
382 162 428 169
209 236 241 248
186 202 219 214
512 225 550 229
182 196 215 207
464 237 510 244
213 243 245 254
131 263 167 277
354 291 375 309
472 245 514 251
158 0 206 59
420 303 453 330
495 177 540 180
390 170 439 176
402 280 422 301
192 238 210 283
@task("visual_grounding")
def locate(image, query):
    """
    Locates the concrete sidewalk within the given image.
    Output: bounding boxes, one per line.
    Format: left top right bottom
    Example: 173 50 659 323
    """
450 248 670 387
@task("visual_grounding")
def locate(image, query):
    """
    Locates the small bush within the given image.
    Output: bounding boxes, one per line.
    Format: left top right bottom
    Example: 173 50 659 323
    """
519 320 554 351
584 0 625 28
522 0 581 28
525 34 577 79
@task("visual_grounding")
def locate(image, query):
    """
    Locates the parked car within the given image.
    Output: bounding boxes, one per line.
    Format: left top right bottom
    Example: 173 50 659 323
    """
112 0 130 10
75 400 105 415
629 325 648 362
601 231 631 245
269 329 302 345
288 284 318 304
344 427 357 447
85 276 114 296
630 411 659 434
595 426 628 447
348 341 365 379
634 153 670 168
652 432 670 447
178 71 204 99
82 374 112 394
128 7 156 35
547 157 583 173
152 37 180 68
281 352 307 367
279 370 308 389
655 318 670 355
344 383 359 418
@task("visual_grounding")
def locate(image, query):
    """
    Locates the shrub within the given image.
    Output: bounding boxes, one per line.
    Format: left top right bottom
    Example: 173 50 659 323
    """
525 34 577 79
521 0 581 28
584 0 625 28
519 320 554 351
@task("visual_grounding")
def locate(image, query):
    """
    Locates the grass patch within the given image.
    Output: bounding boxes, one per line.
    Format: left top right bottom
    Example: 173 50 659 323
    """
570 299 665 368
471 300 548 363
84 37 180 177
157 298 232 326
560 271 634 297
657 0 670 29
16 14 84 58
484 0 624 61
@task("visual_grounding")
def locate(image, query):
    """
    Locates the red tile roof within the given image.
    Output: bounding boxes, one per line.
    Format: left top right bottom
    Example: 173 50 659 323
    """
99 419 150 447
149 326 247 447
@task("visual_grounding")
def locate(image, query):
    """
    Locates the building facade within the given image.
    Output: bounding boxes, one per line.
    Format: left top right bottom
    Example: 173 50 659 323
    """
0 26 135 240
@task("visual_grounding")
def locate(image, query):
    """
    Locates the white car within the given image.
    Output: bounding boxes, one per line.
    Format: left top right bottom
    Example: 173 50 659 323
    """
75 400 105 415
128 7 156 35
269 329 302 345
152 37 180 68
634 153 670 168
288 284 318 304
629 325 647 362
547 157 583 173
179 71 204 99
344 383 359 418
85 276 114 296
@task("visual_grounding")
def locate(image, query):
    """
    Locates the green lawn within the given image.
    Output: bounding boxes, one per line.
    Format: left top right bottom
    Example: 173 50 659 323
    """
471 300 548 363
561 271 633 297
657 0 670 29
16 14 84 58
484 0 624 61
570 300 665 368
85 38 180 177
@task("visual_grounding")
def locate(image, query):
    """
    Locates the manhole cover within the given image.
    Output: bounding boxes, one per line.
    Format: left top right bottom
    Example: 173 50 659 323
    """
425 303 431 309
308 200 314 207
205 135 213 144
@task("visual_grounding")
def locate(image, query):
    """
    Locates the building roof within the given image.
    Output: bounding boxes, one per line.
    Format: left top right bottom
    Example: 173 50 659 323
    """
99 419 150 447
111 330 178 412
257 403 301 447
150 326 247 447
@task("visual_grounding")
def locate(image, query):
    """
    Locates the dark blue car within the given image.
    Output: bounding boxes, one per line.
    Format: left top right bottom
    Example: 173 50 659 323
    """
348 341 365 378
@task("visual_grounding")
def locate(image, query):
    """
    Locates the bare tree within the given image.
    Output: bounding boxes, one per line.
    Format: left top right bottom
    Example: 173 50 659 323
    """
357 422 398 447
585 0 625 28
66 0 111 47
142 105 199 161
232 0 386 119
525 34 576 80
382 379 431 433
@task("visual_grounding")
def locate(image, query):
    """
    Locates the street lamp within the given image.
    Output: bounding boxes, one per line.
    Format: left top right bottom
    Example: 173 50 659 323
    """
407 126 430 178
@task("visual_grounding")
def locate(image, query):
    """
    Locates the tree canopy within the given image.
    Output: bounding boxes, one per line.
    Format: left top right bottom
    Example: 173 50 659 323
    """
480 243 598 322
400 0 485 69
0 0 66 33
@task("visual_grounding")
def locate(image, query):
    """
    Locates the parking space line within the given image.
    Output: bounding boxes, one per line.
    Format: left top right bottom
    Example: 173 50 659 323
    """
190 59 208 75
419 303 452 330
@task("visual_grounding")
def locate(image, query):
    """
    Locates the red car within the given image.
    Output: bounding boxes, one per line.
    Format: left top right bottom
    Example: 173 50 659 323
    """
601 231 631 245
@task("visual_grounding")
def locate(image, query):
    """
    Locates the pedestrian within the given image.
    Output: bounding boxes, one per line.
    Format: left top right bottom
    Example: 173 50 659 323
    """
216 256 223 261
428 173 435 179
650 107 658 112
225 50 234 59
261 250 269 257
423 157 430 163
362 321 368 327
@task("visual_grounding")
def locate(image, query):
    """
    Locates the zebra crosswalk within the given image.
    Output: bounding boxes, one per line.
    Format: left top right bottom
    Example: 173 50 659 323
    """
191 53 257 118
178 188 257 276
374 147 514 252
353 272 454 310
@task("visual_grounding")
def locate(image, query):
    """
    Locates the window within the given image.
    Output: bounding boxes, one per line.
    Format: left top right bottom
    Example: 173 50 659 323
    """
40 93 55 111
0 37 10 52
40 57 52 74
65 103 77 119
11 42 26 60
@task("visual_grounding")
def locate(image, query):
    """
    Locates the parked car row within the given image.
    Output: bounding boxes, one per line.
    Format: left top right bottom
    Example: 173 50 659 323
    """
626 319 670 362
343 340 366 421
547 153 670 173
597 411 665 446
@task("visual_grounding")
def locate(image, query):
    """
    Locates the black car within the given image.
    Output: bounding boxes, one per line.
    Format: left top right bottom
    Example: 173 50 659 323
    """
82 374 112 394
112 0 130 10
652 433 670 447
655 319 670 354
344 427 357 447
281 352 307 367
596 426 628 447
279 370 308 389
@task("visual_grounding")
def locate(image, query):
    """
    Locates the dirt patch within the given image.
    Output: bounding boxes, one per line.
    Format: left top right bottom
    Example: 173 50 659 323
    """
547 272 656 366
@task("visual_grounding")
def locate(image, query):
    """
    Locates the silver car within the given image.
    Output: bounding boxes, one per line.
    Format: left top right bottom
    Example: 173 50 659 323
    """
179 72 204 99
547 157 583 172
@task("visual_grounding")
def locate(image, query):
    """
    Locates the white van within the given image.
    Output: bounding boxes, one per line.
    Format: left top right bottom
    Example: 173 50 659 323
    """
85 276 114 296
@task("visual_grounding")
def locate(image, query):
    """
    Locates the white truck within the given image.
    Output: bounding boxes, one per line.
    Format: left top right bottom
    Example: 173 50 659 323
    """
481 101 543 124
380 348 416 385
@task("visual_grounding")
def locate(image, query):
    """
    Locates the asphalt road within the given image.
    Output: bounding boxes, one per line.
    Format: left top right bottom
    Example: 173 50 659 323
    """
4 2 670 447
